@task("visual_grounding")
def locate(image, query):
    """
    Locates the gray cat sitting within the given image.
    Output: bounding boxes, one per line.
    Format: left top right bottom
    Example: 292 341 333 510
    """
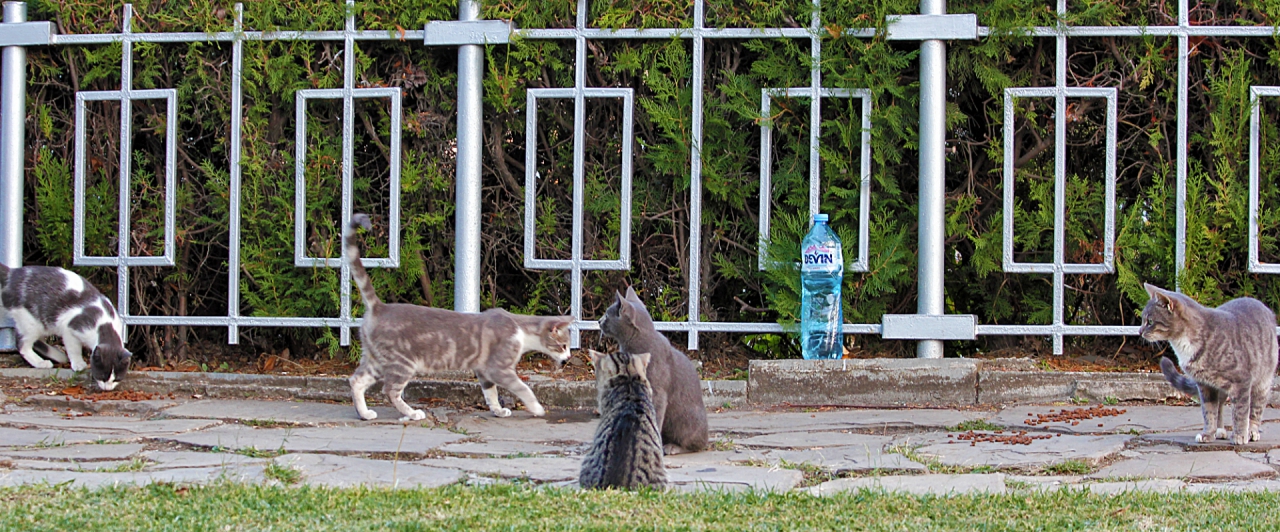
344 214 574 421
598 287 708 454
0 264 131 391
1140 283 1279 444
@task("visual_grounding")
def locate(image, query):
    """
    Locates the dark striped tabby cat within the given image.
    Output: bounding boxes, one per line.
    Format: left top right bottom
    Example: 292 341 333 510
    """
1141 283 1279 444
599 287 708 454
345 214 574 421
0 264 130 390
580 349 667 490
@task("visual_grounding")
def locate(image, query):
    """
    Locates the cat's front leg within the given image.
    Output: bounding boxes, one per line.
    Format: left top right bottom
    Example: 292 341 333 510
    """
476 374 512 417
490 371 545 417
63 336 86 372
1195 384 1226 443
349 365 379 421
1230 390 1253 445
382 375 426 422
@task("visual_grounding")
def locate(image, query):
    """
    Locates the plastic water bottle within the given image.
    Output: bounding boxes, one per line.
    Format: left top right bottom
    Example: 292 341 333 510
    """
800 213 843 360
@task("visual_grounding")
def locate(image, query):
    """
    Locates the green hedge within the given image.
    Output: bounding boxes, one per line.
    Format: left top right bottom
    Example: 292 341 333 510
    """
17 0 1280 364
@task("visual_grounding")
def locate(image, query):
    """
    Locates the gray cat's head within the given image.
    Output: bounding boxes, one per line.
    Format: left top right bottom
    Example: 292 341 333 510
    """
1139 283 1197 343
599 286 653 340
89 343 131 391
536 317 574 363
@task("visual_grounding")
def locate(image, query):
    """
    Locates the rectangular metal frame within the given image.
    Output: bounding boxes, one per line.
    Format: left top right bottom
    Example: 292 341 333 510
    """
1249 86 1280 274
758 88 872 273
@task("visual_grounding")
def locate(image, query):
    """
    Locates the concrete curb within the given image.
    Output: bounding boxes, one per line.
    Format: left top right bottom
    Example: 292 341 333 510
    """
3 358 1272 408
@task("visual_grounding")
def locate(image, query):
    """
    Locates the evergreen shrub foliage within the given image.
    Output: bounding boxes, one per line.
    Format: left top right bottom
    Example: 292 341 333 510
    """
17 0 1280 364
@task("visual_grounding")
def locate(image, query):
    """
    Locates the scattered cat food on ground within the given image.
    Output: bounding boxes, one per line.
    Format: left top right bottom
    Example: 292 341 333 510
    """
56 387 175 402
1024 405 1127 426
949 430 1054 446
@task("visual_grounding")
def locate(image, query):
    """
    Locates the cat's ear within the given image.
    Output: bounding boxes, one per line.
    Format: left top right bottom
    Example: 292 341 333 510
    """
1144 283 1179 312
552 317 573 332
586 349 604 367
630 352 651 375
1143 282 1163 301
625 286 640 302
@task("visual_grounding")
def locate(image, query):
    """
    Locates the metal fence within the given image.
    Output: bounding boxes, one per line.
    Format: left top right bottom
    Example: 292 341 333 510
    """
0 0 1276 357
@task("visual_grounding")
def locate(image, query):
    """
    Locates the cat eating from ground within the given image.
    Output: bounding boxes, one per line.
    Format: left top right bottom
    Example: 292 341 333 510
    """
579 349 667 490
598 287 708 454
0 264 131 390
344 214 574 421
1140 283 1279 445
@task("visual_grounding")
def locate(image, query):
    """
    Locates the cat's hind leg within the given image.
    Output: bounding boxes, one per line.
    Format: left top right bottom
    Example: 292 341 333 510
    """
382 372 426 422
474 371 511 418
349 363 380 421
1249 382 1271 442
1196 385 1227 443
1229 386 1253 445
11 311 52 369
490 370 546 417
32 340 68 364
16 334 51 369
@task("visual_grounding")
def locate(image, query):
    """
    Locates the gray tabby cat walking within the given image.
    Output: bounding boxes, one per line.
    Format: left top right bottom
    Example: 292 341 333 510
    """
599 287 708 454
344 214 574 421
1140 283 1279 444
0 264 131 390
580 349 667 490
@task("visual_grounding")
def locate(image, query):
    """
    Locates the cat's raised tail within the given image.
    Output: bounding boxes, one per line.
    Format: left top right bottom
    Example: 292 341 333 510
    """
1160 356 1199 397
344 214 382 308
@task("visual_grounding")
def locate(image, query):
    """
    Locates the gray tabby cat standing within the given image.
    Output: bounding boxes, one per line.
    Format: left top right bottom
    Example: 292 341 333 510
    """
1140 283 1279 444
580 349 667 490
599 287 708 454
0 264 131 390
344 214 575 421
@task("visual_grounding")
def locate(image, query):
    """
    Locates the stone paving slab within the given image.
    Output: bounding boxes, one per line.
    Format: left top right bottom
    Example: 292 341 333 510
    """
418 456 582 482
807 474 1008 496
900 432 1132 470
453 411 599 443
276 453 464 488
0 443 145 461
8 459 138 471
0 412 218 437
1184 479 1280 493
24 395 183 416
438 440 581 457
1005 475 1187 494
666 463 804 493
163 424 467 455
734 446 928 473
161 400 413 426
993 406 1205 434
1141 430 1280 452
140 451 268 470
734 431 893 450
709 409 986 436
0 465 266 488
0 427 112 448
1091 451 1277 481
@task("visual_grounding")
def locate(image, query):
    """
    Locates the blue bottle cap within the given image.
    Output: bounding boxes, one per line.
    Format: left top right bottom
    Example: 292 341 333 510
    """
813 213 828 223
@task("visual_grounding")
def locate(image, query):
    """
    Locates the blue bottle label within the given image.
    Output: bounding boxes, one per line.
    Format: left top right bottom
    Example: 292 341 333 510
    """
801 244 842 273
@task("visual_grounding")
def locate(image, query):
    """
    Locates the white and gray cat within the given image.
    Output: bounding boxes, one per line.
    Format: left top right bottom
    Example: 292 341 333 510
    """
1141 283 1279 444
0 263 131 390
598 287 708 454
580 349 667 490
344 214 574 421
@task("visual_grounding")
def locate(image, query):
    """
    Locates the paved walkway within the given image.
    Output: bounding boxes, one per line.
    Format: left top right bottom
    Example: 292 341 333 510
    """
3 396 1280 495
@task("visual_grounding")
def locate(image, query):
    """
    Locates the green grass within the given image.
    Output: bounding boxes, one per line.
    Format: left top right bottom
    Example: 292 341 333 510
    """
1042 459 1094 476
1 483 1279 530
263 463 302 485
945 420 1002 432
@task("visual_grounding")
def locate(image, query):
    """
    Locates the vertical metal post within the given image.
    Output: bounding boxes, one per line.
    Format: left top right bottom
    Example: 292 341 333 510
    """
454 0 483 313
915 0 946 358
0 1 29 350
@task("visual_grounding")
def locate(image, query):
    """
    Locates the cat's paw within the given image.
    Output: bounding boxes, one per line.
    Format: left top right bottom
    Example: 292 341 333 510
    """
663 443 689 456
1195 432 1213 443
26 358 53 369
1252 429 1263 442
398 409 427 422
69 359 87 372
1214 427 1230 440
357 409 378 421
492 407 512 418
526 404 546 417
1231 432 1249 445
